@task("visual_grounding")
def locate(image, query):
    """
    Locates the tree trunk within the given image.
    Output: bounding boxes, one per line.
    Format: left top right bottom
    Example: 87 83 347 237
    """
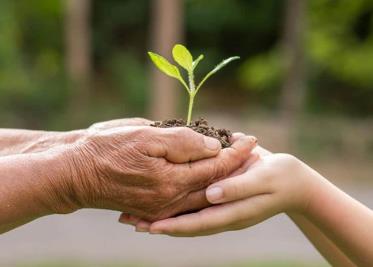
280 0 307 150
280 0 307 120
65 0 92 125
149 0 184 120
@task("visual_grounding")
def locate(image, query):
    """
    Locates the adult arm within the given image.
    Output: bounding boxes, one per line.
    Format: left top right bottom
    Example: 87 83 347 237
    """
0 125 256 234
0 151 68 233
0 129 83 156
0 118 150 156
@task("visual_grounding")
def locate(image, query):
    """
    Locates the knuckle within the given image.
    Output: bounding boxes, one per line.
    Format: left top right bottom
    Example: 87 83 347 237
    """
159 184 178 200
131 127 153 141
173 126 194 137
228 183 241 199
211 159 230 181
132 139 150 155
231 148 247 163
168 127 197 143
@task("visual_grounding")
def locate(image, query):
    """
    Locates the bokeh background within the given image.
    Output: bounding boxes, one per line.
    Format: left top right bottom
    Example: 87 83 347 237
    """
1 0 372 266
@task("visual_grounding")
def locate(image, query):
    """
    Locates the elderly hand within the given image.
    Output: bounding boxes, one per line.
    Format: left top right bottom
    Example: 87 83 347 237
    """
48 125 257 221
0 117 151 156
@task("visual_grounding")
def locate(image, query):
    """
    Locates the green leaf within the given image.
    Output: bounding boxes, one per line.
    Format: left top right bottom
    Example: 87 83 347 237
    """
172 44 193 72
195 56 240 94
148 52 181 80
148 51 190 93
192 54 204 69
209 56 240 75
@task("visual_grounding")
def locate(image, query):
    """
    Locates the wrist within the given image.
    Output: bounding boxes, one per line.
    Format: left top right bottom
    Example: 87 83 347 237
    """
280 156 325 215
295 164 329 217
35 129 86 152
31 148 82 215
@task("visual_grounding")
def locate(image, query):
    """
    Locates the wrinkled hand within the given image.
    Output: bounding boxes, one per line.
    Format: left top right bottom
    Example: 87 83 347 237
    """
52 126 257 221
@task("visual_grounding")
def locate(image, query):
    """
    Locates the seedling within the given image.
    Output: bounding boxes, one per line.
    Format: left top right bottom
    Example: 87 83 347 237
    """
148 44 239 125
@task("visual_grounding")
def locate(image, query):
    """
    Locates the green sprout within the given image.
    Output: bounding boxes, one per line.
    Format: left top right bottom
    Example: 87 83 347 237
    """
148 44 240 125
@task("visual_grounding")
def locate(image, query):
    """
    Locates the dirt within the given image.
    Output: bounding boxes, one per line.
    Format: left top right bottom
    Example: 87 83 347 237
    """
151 118 232 148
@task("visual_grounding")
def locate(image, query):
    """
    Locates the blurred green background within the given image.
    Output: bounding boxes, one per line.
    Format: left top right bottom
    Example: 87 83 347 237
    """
0 0 372 266
2 0 373 127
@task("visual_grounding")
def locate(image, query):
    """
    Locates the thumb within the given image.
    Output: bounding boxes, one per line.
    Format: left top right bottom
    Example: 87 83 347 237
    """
147 127 222 163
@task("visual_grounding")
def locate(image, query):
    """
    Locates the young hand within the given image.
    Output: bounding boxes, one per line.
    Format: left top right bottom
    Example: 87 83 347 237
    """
125 147 322 236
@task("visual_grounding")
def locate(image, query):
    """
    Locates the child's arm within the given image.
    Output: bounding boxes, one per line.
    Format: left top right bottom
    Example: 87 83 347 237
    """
121 162 356 267
260 147 356 266
289 213 356 267
304 169 373 266
146 151 373 266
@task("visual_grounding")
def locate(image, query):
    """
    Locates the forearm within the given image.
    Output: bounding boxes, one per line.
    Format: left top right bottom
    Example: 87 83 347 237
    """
0 151 74 234
304 172 373 266
0 129 84 156
289 213 356 267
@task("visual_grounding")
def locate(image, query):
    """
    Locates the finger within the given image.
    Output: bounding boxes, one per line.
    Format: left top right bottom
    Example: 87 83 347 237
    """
230 132 245 143
124 190 210 231
118 213 151 232
118 213 141 226
172 189 210 216
149 194 275 237
206 165 270 204
227 152 260 177
173 135 258 188
135 220 151 232
146 127 222 163
253 146 272 156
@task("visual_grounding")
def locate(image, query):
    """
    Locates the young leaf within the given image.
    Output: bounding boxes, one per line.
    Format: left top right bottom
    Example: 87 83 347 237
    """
195 56 240 94
148 52 182 80
172 44 193 72
192 54 204 69
209 56 240 75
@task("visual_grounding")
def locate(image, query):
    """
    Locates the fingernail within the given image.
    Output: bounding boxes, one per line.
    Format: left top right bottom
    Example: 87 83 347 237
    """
149 229 162 235
136 226 149 233
239 136 257 146
204 136 221 151
135 221 150 232
232 132 245 139
206 186 223 203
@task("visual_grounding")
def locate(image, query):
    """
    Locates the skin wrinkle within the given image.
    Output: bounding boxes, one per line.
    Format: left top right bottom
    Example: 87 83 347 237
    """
67 129 194 219
81 130 193 220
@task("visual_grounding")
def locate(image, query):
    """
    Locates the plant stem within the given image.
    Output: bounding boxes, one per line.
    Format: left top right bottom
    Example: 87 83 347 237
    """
187 94 194 125
187 70 196 125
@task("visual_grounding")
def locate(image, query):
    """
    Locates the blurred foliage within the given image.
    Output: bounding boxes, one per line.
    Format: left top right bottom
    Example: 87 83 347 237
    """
240 0 373 115
0 0 372 129
0 0 67 128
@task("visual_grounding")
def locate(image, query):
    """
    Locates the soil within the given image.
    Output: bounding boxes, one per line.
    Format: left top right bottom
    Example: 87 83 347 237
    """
151 118 232 148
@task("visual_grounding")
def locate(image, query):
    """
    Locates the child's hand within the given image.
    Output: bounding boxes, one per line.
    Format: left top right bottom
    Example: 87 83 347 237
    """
144 148 322 236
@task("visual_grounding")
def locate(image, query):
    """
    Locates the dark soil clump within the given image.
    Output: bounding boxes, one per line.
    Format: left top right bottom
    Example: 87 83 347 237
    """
151 118 232 148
